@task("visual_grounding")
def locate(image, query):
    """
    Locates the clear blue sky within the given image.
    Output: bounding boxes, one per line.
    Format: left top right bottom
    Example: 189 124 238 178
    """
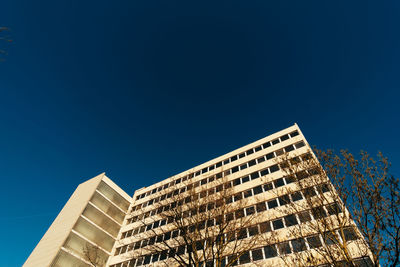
0 0 399 266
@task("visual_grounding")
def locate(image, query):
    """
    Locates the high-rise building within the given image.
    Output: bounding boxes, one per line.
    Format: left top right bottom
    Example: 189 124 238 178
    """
24 124 373 267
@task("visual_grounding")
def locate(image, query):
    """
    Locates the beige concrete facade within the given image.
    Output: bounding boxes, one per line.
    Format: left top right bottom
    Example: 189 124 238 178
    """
25 124 373 267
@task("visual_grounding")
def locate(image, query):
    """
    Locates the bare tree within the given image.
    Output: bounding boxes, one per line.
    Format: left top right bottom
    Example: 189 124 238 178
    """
82 242 107 267
274 148 399 267
125 168 277 267
0 27 11 61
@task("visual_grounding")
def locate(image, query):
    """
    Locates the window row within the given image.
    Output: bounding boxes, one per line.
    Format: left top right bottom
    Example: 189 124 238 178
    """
128 155 315 226
111 227 358 267
136 131 300 200
118 196 340 255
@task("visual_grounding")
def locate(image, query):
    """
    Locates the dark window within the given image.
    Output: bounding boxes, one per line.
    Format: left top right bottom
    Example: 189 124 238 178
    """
231 166 239 173
257 156 265 163
216 161 222 167
248 225 259 236
151 254 159 262
136 257 143 266
242 175 250 183
272 139 280 145
278 242 291 255
228 254 238 266
160 250 168 260
343 227 358 241
278 194 290 206
248 159 256 167
260 169 269 176
353 257 374 267
247 149 254 155
234 193 242 202
223 159 230 165
290 130 299 137
250 172 260 180
246 206 255 215
269 164 280 173
233 178 241 186
252 248 264 261
281 134 289 141
317 183 330 193
312 206 327 219
274 178 285 188
209 165 215 171
284 214 298 226
256 202 267 212
307 235 322 248
164 231 171 241
295 141 305 149
253 185 263 195
244 190 253 198
143 255 151 264
268 199 278 209
263 142 271 149
239 251 251 264
296 170 308 180
285 175 295 184
264 182 273 191
304 187 317 198
172 230 179 238
291 192 303 202
291 238 306 252
260 221 271 233
129 259 136 267
327 203 342 215
284 144 295 152
275 149 284 156
177 245 185 255
298 211 312 223
237 228 247 239
273 218 284 230
266 152 275 160
235 209 245 219
255 146 262 152
240 163 248 170
239 153 246 158
264 245 277 258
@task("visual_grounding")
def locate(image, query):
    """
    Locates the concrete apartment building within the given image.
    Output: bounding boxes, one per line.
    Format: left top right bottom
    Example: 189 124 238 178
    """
24 124 373 267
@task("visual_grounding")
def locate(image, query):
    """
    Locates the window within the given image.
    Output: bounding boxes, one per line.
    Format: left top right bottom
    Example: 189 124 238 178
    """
274 178 285 188
239 152 245 158
260 168 269 176
248 225 259 236
307 235 322 248
234 192 242 202
304 187 317 198
290 130 299 137
312 206 327 219
264 245 277 258
291 238 306 252
278 242 291 255
253 185 263 195
247 149 254 155
273 218 284 230
291 191 303 202
237 228 247 239
143 255 151 264
250 172 260 180
275 149 284 156
255 145 262 152
242 175 250 183
233 178 241 186
252 248 264 261
256 202 266 212
260 221 271 233
246 206 255 215
231 166 239 173
272 139 280 145
264 182 273 191
268 199 278 209
235 209 245 219
284 214 298 227
239 251 251 264
244 190 253 198
248 159 256 167
327 203 342 215
257 156 265 163
278 194 290 206
266 152 274 160
298 211 312 223
295 141 305 149
240 163 248 170
343 227 358 241
269 164 280 173
284 144 295 152
263 142 271 149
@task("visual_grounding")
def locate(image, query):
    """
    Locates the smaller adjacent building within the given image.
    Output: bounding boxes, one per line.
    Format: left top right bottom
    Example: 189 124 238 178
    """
23 173 131 267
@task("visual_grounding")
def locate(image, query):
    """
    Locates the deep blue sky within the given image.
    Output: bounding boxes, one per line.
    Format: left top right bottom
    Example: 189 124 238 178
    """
1 0 399 266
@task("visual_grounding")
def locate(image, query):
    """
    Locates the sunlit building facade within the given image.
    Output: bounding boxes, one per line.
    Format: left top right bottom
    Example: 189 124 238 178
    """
24 124 373 267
